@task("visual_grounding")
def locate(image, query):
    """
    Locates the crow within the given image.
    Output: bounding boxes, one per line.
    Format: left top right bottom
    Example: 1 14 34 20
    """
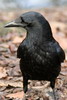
5 11 65 100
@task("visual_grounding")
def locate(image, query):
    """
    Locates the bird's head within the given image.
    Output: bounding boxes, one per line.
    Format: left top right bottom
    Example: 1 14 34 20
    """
5 12 46 30
4 11 52 40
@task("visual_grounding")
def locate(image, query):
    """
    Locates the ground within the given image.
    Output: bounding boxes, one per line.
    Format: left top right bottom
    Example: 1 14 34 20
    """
0 7 67 100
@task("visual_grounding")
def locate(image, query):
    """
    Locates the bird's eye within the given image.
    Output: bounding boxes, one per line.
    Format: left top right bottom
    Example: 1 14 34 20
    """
27 23 33 27
20 17 32 27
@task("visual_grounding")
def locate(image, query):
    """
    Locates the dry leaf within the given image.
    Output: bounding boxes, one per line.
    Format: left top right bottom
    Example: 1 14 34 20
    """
60 71 67 76
12 36 25 44
0 67 7 79
61 62 67 67
32 82 50 90
9 44 17 53
0 43 9 48
6 91 24 99
0 80 23 87
66 53 67 61
53 33 67 50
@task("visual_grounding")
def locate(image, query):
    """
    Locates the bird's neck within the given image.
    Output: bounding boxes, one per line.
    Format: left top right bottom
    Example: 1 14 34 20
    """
26 27 53 45
26 28 43 45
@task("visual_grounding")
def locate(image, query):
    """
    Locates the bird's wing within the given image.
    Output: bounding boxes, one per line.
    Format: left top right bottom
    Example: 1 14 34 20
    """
33 41 65 66
17 41 65 65
30 45 55 66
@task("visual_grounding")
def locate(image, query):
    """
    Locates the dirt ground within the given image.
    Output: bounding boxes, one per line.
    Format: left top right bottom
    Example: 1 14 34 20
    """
0 7 67 100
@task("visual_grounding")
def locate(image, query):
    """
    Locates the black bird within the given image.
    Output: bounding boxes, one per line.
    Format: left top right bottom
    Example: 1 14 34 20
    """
5 11 65 99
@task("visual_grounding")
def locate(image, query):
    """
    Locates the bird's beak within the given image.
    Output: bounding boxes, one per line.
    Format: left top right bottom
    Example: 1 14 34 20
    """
4 21 18 28
4 21 27 28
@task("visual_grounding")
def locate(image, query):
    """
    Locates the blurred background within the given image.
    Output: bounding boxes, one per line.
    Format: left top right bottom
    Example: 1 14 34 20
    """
0 0 67 49
0 0 67 100
0 0 67 10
